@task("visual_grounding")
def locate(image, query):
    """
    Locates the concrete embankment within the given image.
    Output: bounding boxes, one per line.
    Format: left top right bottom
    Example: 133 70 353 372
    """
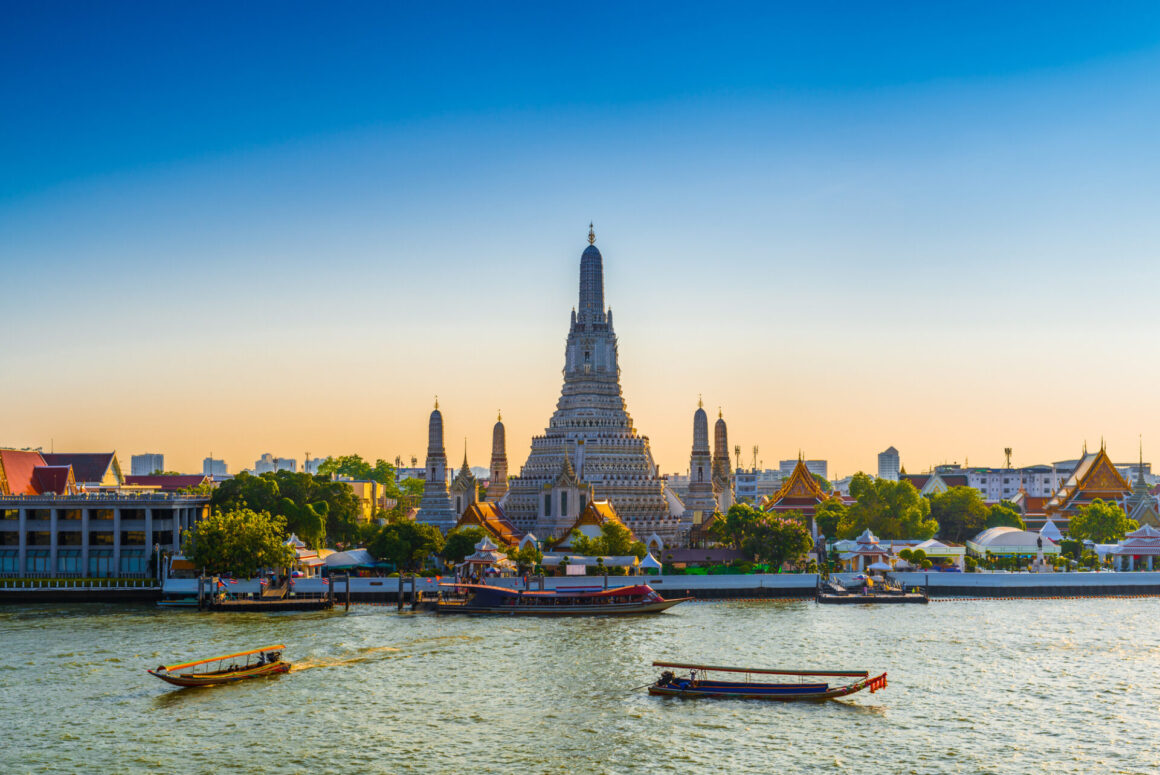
7 571 1160 605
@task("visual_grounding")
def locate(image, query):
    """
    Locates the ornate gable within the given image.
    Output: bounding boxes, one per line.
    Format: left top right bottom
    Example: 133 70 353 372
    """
770 458 825 503
1078 449 1129 493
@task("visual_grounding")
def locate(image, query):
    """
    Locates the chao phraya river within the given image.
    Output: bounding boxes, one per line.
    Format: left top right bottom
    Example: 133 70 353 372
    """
2 598 1158 774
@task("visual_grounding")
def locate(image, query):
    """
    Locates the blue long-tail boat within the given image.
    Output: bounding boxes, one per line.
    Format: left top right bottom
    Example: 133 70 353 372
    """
648 661 887 701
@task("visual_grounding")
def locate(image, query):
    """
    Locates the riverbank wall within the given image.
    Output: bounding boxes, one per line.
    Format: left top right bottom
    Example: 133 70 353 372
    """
6 571 1160 605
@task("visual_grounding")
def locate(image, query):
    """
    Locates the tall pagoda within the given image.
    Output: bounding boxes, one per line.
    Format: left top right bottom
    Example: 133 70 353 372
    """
501 227 684 541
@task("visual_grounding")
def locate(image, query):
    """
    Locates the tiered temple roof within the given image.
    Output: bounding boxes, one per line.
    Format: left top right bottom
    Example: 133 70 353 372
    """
457 501 522 548
1043 446 1130 532
501 229 683 541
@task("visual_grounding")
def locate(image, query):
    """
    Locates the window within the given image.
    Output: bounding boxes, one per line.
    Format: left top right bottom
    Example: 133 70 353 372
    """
697 466 703 482
59 531 82 546
560 491 568 515
544 494 552 517
1 509 18 521
60 509 81 521
121 531 146 546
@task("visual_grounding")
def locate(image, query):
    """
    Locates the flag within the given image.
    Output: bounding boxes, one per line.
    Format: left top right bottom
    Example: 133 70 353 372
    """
229 579 238 584
321 578 329 585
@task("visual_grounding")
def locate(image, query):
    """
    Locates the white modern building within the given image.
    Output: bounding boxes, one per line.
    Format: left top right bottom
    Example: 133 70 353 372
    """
130 453 164 476
254 454 297 474
733 468 782 504
202 457 228 477
778 459 827 480
877 447 900 481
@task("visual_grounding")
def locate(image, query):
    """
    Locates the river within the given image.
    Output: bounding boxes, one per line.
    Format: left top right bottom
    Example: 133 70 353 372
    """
1 598 1157 774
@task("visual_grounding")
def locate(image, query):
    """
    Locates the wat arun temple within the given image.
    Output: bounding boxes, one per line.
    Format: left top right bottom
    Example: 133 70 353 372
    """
417 227 694 544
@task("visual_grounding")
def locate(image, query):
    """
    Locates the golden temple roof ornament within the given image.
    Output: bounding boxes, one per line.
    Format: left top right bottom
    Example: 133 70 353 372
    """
498 410 503 422
718 406 723 419
588 222 595 245
434 395 439 410
698 394 703 409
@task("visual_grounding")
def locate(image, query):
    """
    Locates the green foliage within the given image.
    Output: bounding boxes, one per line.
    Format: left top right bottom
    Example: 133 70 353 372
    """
711 503 764 550
211 470 362 547
442 526 488 564
317 454 398 488
741 515 814 569
368 520 445 571
898 548 914 563
508 544 543 573
811 473 833 493
399 478 425 498
1069 499 1138 544
1059 539 1083 560
185 507 296 578
910 548 927 566
178 481 215 496
839 473 938 540
986 500 1025 531
931 486 989 543
964 555 978 572
813 498 847 542
568 522 643 557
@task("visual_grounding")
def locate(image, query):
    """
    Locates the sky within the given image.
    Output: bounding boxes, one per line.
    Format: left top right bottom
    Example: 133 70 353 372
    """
2 2 1160 478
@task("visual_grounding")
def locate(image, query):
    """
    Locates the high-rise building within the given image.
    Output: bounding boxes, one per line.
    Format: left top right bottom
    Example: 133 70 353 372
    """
303 457 326 474
202 457 228 477
778 459 828 480
502 227 683 540
131 453 164 476
254 454 296 474
877 447 900 481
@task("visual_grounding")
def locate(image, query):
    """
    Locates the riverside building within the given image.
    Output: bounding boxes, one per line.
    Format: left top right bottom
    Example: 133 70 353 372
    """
0 449 208 577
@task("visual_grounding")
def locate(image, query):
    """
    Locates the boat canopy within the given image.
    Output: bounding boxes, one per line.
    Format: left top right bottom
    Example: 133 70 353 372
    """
652 661 869 678
164 645 286 672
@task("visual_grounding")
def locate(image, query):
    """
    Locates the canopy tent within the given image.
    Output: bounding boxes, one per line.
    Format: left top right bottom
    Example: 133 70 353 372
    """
541 554 641 568
867 560 892 572
639 553 663 571
323 549 378 568
967 527 1060 557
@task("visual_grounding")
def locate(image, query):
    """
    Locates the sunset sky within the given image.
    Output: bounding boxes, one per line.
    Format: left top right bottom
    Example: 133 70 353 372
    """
3 3 1160 477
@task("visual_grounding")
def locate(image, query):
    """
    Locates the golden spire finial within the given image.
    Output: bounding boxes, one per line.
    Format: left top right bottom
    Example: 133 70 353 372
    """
698 393 703 409
588 222 595 245
718 406 723 419
497 409 502 422
434 394 439 410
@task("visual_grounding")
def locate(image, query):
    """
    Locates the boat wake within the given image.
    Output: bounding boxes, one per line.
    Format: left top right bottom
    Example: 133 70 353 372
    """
291 645 401 671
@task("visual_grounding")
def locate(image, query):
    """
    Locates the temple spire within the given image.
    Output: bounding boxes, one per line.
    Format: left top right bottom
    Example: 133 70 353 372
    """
588 222 595 244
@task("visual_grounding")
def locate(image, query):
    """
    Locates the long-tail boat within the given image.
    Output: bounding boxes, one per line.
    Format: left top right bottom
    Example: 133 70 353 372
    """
648 661 887 701
437 583 690 615
147 645 290 688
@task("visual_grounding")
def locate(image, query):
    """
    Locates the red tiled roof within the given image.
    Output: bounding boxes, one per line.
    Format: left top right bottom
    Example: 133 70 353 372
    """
32 466 73 495
43 453 116 484
0 449 48 495
903 474 931 489
124 474 209 491
942 475 969 487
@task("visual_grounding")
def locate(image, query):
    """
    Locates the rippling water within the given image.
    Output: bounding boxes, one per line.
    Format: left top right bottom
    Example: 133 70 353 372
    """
1 599 1158 774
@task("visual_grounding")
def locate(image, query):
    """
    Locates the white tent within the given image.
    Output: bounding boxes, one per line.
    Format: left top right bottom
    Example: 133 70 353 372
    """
867 560 892 572
639 553 663 572
324 549 376 568
1039 519 1063 543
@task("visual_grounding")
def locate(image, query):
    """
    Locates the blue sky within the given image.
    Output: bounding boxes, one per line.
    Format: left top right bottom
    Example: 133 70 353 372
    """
3 2 1160 475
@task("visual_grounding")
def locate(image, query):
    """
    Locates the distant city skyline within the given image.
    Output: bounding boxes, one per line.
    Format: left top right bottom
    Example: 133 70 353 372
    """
3 4 1160 476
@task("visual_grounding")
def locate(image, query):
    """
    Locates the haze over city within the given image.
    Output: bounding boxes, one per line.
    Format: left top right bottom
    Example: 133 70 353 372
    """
4 3 1160 476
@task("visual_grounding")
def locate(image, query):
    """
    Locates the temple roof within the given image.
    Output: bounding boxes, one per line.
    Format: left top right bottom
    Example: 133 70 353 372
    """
43 452 120 486
457 501 522 548
766 458 826 507
0 449 47 495
1045 447 1130 514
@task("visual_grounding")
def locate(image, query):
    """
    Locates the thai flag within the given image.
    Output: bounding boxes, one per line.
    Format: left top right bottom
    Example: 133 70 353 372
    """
229 579 238 584
321 578 329 585
259 579 268 585
216 580 227 588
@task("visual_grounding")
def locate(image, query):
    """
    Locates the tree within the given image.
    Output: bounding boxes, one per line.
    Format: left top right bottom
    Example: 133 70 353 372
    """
931 487 989 543
898 548 914 566
569 521 646 558
508 544 543 574
185 507 296 578
442 526 487 564
369 520 445 571
1068 499 1137 544
814 498 847 542
839 473 938 540
811 473 833 493
711 503 764 550
741 515 814 570
211 470 362 547
986 500 1025 531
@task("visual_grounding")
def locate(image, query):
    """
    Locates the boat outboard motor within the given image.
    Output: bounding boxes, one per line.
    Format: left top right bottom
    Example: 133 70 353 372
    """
658 670 675 686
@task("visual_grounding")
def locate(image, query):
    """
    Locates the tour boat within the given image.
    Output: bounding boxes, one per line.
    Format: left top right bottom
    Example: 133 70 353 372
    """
436 583 690 615
147 645 290 688
648 661 887 701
